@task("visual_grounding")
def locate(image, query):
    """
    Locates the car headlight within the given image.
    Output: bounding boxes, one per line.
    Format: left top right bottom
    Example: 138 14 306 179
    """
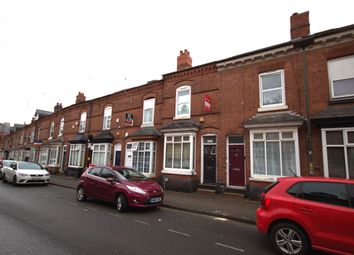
19 173 30 177
127 185 147 195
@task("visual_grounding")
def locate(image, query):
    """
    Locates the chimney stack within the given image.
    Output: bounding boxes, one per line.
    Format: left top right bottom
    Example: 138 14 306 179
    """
290 11 310 40
76 92 86 104
177 49 192 71
54 102 63 112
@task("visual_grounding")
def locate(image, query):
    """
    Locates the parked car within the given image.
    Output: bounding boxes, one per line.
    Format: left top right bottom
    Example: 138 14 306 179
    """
0 159 16 180
77 166 164 212
256 176 354 255
2 161 50 185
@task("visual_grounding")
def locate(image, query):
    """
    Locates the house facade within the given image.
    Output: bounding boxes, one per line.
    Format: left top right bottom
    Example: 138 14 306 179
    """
1 12 353 197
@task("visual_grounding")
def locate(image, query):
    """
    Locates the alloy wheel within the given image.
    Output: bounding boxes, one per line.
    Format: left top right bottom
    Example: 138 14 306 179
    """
275 227 302 254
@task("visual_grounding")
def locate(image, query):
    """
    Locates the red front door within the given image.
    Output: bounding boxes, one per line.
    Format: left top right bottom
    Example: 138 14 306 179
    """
229 145 245 187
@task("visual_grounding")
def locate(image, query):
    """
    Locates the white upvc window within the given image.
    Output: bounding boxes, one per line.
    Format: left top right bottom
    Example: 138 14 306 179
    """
322 128 354 179
163 133 196 175
175 86 191 119
92 143 111 165
103 106 112 130
250 129 300 180
142 98 155 126
126 141 156 176
30 129 35 143
39 148 49 166
79 112 86 133
327 55 354 99
49 122 55 139
58 118 64 136
48 146 60 166
69 144 85 168
259 70 286 110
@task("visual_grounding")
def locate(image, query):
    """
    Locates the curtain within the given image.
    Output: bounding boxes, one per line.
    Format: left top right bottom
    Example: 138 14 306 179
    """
253 142 265 174
327 147 346 178
266 141 280 175
281 141 296 176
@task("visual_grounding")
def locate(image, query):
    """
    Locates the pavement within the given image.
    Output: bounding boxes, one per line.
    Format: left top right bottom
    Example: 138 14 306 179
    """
50 174 259 224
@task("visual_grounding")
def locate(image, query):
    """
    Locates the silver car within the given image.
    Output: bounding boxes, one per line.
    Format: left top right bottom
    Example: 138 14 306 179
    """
3 161 50 185
0 160 15 180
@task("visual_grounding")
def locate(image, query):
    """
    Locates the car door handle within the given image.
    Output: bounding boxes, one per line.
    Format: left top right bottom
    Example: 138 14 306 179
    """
300 207 313 214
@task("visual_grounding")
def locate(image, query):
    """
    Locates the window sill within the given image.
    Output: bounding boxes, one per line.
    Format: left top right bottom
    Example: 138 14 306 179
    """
258 105 288 112
162 169 196 176
249 177 277 183
173 116 191 120
141 123 154 128
328 98 354 105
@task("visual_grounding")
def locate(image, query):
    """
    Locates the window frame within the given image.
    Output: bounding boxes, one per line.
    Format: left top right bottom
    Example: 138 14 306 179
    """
250 128 300 181
91 143 112 166
175 86 191 119
126 141 156 176
68 144 85 168
58 118 64 136
48 145 60 167
259 69 286 110
162 132 196 175
322 127 354 179
49 121 55 139
39 147 49 166
142 98 155 127
79 112 87 133
327 55 354 100
103 106 112 130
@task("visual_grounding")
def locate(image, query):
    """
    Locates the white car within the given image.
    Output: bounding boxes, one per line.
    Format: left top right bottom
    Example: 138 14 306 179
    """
0 160 15 180
3 161 50 185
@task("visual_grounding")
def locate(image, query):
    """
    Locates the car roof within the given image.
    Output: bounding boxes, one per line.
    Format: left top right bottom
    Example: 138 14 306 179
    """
278 176 354 184
88 165 132 171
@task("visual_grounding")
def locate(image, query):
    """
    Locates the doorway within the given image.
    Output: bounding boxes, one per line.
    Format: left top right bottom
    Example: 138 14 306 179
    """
228 136 245 187
114 143 122 166
202 135 216 184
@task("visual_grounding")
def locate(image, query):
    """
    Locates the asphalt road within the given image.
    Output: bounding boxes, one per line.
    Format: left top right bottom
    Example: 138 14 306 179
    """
0 183 327 255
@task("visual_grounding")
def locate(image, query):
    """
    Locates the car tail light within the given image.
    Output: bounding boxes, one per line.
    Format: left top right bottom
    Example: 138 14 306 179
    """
260 193 272 210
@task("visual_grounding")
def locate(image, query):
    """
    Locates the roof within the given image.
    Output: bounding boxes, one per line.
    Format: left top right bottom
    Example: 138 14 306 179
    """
160 120 201 132
92 131 114 143
69 133 88 144
310 106 354 127
243 111 305 128
129 127 161 138
35 109 53 117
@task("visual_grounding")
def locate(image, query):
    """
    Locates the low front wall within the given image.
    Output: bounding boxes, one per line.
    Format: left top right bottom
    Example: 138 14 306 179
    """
159 174 199 193
245 180 273 200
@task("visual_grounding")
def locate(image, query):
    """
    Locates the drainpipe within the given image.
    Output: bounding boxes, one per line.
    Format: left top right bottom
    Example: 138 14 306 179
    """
294 36 315 175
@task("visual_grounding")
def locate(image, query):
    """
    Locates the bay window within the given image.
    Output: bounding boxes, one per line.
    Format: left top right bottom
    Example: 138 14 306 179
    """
69 144 85 167
92 144 111 165
251 129 299 179
126 141 156 175
163 133 195 175
39 148 49 166
48 146 60 166
322 128 354 179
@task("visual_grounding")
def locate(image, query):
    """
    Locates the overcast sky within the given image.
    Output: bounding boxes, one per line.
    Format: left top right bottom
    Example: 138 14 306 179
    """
1 0 353 125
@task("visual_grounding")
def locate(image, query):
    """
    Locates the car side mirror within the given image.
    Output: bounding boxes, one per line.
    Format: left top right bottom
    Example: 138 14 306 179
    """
106 177 115 184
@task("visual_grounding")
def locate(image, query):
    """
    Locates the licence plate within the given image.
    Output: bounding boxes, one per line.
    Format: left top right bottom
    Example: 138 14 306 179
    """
150 197 162 203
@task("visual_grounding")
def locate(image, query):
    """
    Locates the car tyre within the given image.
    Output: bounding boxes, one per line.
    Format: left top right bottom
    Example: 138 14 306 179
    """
270 222 310 255
117 194 127 212
12 176 17 186
77 187 87 202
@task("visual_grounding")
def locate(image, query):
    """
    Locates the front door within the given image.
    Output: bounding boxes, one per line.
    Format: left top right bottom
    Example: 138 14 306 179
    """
203 144 216 184
229 145 245 187
114 143 122 166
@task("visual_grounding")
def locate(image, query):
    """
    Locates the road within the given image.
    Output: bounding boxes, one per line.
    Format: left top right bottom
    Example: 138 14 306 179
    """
0 183 326 255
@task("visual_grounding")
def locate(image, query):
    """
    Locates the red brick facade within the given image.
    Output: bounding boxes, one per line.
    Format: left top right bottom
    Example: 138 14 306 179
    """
1 12 353 196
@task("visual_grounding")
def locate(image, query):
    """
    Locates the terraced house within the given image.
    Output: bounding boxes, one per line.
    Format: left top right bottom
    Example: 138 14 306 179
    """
1 12 353 197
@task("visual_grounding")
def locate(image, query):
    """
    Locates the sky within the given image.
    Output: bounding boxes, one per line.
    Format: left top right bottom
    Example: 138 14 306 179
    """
0 0 353 126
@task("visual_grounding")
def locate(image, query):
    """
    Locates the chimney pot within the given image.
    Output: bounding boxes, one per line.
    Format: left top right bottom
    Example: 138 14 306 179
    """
290 11 310 40
76 92 86 104
54 102 63 112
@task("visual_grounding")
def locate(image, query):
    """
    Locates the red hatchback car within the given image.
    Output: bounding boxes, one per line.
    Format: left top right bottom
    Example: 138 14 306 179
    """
77 166 164 212
257 177 354 255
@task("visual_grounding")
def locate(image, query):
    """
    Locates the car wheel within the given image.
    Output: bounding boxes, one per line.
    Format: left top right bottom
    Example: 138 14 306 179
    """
77 187 87 202
12 176 17 186
270 222 310 255
117 194 127 212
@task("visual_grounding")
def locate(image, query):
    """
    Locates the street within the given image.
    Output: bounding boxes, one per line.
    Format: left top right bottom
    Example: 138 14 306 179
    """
0 183 326 255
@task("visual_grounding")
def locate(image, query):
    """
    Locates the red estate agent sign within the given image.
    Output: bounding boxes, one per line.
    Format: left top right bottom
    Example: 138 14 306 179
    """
204 95 211 112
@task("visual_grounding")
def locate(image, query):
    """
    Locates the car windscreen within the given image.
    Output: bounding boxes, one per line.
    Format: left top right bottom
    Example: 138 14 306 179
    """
115 168 148 181
4 161 14 167
18 162 43 170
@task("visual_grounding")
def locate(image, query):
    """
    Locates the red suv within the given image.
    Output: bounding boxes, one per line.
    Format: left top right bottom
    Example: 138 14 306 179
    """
77 166 164 212
257 177 354 255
